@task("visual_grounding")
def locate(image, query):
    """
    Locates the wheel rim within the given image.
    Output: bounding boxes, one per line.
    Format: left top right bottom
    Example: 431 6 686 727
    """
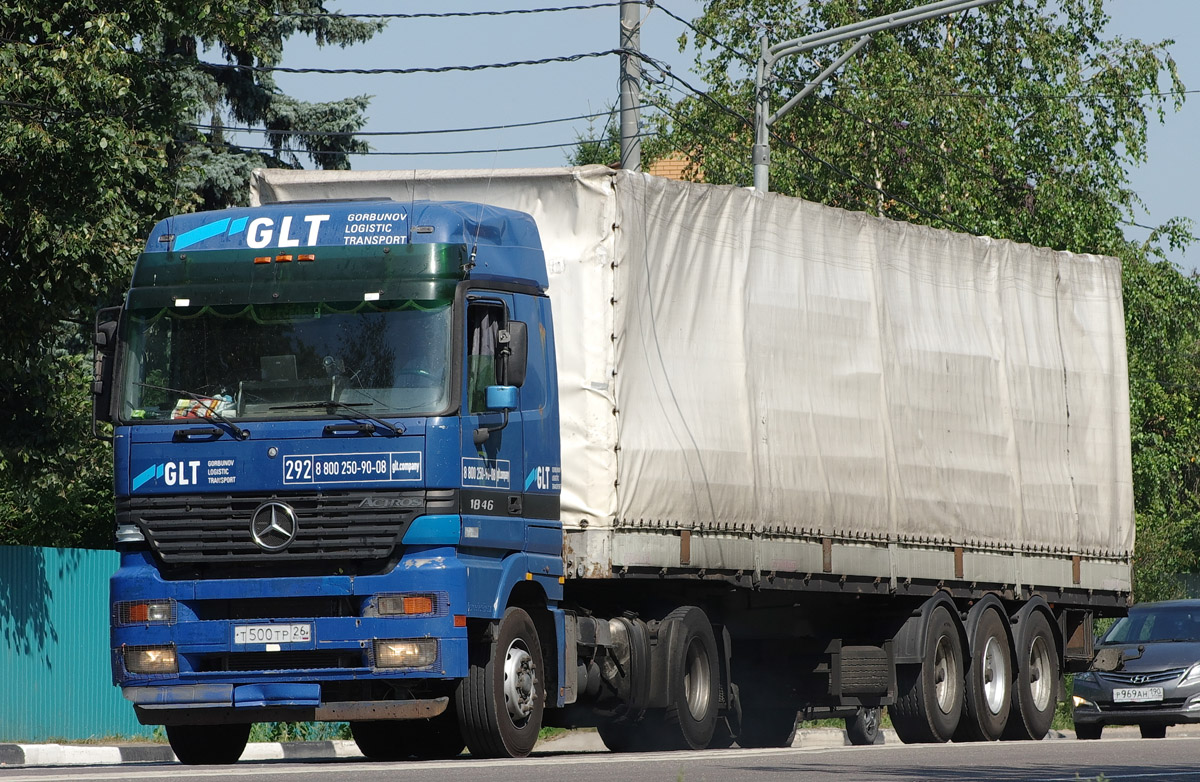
1027 634 1052 712
683 637 712 720
861 708 878 734
933 634 959 714
503 640 538 724
981 635 1009 715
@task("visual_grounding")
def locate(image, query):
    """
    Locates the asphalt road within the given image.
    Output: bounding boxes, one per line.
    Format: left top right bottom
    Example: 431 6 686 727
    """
7 734 1200 782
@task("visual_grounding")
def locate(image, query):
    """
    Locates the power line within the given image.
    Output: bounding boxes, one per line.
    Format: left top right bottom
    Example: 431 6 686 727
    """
191 49 622 76
653 1 755 68
187 110 612 139
178 131 661 158
274 3 622 20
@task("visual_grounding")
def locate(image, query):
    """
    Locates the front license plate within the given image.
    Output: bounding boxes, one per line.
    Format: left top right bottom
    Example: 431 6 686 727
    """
1113 686 1164 704
234 623 312 645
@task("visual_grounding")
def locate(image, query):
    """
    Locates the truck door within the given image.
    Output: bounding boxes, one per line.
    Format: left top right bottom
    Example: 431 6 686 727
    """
460 295 525 524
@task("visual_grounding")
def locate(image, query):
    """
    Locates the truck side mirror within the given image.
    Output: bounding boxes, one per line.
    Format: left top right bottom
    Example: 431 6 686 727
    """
92 307 121 438
485 385 518 411
500 320 527 388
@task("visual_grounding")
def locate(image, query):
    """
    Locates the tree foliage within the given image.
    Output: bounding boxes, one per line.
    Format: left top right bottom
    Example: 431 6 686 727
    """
636 0 1198 598
0 1 381 547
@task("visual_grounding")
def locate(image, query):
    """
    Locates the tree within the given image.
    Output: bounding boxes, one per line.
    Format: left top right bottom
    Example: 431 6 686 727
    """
646 0 1198 599
0 1 382 547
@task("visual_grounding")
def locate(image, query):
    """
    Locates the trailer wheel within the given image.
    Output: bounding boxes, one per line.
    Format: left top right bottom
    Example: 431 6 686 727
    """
660 606 720 750
957 608 1012 741
890 604 964 743
846 706 882 746
456 606 544 758
351 705 465 760
1002 611 1058 741
166 723 250 765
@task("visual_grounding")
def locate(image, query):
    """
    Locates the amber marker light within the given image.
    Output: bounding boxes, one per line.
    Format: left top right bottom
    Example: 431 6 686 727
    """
298 254 316 262
253 256 272 264
275 254 293 263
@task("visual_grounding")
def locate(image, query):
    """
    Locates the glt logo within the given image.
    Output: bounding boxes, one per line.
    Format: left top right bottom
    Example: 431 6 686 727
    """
171 214 330 251
132 461 202 491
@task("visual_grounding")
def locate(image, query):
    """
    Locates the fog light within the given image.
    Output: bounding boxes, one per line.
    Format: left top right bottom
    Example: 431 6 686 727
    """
1072 695 1095 709
376 594 436 616
124 645 178 674
374 639 437 669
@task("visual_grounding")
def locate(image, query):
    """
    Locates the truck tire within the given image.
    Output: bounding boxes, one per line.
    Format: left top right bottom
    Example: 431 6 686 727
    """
660 606 720 750
597 714 666 752
890 604 964 744
351 706 465 760
1002 610 1058 741
1075 723 1102 740
846 706 882 746
456 606 544 758
736 708 798 748
166 723 250 765
957 607 1012 742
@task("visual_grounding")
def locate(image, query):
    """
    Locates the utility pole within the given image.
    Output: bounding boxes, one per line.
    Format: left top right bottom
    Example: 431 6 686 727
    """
619 0 641 171
752 0 1005 192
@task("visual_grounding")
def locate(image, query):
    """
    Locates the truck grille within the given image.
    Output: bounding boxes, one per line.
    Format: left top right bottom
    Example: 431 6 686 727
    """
118 490 455 574
196 650 365 672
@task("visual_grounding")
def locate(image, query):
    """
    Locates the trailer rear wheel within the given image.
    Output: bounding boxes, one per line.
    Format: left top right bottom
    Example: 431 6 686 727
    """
351 705 465 760
166 723 250 765
957 608 1012 741
660 606 720 750
1002 610 1058 741
456 606 544 758
890 605 964 744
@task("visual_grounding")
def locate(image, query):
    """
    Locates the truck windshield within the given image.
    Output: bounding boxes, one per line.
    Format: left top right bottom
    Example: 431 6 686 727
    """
117 299 452 422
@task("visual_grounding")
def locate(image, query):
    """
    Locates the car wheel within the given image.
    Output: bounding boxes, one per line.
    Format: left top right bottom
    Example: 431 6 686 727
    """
1075 723 1102 740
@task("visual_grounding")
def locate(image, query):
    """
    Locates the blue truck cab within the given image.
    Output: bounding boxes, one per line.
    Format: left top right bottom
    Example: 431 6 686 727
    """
97 200 568 760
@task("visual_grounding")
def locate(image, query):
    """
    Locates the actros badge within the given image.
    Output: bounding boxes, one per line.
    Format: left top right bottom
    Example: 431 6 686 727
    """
250 501 299 552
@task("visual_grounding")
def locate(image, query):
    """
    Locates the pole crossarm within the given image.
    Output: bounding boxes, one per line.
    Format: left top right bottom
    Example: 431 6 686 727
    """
751 0 1006 192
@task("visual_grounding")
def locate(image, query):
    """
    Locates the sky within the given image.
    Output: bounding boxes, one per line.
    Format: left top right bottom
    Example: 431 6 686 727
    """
267 0 1198 272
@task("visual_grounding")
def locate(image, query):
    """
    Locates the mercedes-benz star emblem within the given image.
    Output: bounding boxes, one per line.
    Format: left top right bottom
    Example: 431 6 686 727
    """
250 501 298 552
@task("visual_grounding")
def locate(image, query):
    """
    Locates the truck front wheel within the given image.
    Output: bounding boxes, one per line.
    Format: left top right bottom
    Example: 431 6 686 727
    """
166 723 250 765
456 606 545 758
351 704 465 760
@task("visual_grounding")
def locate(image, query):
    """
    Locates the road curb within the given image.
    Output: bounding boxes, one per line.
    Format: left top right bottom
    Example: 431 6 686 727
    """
0 740 365 767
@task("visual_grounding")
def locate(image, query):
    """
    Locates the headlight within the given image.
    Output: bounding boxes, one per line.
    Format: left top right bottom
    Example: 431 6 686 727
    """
1181 664 1200 687
373 639 438 669
1074 672 1096 684
124 645 178 674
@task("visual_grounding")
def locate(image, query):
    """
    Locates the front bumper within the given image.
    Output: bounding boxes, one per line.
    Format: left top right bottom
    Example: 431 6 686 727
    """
1073 678 1200 726
126 684 449 726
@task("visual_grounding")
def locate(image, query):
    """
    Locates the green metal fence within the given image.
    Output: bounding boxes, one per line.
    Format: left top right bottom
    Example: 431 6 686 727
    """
0 546 152 742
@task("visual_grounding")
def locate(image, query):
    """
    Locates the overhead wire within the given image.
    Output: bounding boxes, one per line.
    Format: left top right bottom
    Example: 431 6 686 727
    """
273 3 623 20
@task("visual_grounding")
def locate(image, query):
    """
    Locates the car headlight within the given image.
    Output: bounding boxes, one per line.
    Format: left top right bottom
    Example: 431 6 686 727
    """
1074 672 1096 684
1181 664 1200 687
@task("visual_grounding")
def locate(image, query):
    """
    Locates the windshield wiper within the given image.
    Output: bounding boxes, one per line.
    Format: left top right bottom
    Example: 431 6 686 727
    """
136 382 249 440
270 400 405 437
